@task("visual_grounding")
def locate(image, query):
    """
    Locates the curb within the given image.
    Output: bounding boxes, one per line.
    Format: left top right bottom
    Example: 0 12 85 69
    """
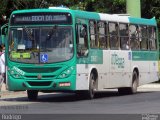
0 91 26 97
138 83 160 89
0 83 26 97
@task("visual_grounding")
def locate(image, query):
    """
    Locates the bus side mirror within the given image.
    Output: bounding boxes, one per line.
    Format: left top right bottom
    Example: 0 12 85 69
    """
1 23 8 44
1 24 8 36
2 28 7 35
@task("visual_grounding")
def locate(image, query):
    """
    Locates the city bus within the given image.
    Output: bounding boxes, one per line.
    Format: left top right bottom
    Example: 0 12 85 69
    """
2 7 159 100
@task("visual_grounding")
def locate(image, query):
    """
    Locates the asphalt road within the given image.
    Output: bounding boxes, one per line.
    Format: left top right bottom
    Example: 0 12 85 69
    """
0 87 160 120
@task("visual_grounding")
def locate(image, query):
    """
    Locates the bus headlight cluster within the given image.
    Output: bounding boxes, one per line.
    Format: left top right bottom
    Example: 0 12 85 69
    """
9 69 23 79
58 66 75 79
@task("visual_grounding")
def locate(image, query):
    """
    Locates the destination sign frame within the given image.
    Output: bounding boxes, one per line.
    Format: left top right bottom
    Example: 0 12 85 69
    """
10 12 72 25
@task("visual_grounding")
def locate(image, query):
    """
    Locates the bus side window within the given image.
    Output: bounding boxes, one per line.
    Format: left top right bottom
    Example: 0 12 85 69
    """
76 24 88 57
98 21 107 49
119 23 129 50
89 20 98 48
139 25 148 50
129 25 140 50
148 27 157 50
109 22 119 49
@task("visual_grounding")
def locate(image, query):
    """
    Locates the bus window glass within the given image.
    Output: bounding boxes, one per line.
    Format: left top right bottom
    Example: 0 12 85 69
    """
98 21 107 49
9 26 74 63
129 25 140 50
109 22 119 49
89 21 98 48
76 24 88 57
140 25 148 50
119 23 129 50
148 27 156 50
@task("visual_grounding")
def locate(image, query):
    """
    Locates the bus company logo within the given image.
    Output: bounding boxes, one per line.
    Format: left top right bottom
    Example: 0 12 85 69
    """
111 53 125 68
37 74 42 79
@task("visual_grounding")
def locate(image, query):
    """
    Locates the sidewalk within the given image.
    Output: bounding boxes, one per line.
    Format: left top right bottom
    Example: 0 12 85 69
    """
0 83 26 97
138 83 160 89
138 83 160 92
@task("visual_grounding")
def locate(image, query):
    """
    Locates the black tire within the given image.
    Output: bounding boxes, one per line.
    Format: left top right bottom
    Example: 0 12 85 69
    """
118 71 138 95
130 71 138 94
27 90 38 101
86 72 96 99
118 87 128 95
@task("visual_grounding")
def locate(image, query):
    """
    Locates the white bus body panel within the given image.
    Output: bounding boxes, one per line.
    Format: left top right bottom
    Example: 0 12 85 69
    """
76 50 133 90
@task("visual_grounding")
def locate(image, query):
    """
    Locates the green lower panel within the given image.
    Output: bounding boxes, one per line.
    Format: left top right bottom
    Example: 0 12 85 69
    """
7 75 76 91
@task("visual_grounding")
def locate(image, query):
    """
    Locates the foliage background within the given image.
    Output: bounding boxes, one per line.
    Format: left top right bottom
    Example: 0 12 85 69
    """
0 0 160 28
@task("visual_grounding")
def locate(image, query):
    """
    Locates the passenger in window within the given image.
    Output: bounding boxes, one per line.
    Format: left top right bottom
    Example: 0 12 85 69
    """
130 26 140 49
125 40 129 50
149 28 156 50
110 24 119 49
99 37 106 48
77 25 88 57
120 25 129 50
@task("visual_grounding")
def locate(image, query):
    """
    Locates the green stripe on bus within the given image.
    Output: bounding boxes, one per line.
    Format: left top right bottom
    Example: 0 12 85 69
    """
128 17 157 26
132 51 158 61
77 49 103 64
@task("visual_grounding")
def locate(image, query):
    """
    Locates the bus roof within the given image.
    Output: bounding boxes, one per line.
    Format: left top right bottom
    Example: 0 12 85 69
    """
11 8 157 26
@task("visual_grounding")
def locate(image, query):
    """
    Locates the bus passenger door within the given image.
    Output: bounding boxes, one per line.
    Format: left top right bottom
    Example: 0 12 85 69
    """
75 20 90 90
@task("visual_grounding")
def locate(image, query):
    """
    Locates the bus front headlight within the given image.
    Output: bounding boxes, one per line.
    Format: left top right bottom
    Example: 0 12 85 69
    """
9 68 23 79
58 66 74 79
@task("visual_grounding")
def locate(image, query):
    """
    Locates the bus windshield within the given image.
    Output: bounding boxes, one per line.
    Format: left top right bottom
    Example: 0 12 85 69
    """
9 26 74 63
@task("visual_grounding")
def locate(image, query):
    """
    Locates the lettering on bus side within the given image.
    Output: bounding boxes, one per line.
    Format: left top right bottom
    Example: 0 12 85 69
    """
111 53 125 68
91 56 98 62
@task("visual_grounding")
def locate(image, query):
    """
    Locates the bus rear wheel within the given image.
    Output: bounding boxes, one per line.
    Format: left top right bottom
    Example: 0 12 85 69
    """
27 90 38 101
130 71 138 94
118 71 138 95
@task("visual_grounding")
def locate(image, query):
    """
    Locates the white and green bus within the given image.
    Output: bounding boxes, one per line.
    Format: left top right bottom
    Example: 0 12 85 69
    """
3 7 159 100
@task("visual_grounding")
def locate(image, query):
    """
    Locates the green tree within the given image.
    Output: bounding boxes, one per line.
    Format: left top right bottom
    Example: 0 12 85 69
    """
1 0 160 28
0 0 7 25
141 0 160 27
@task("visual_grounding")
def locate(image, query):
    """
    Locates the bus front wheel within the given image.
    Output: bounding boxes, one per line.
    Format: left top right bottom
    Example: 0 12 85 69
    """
27 90 38 101
86 72 96 99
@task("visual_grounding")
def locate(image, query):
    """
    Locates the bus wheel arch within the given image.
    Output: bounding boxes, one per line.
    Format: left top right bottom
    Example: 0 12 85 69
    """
133 67 139 81
90 68 98 89
118 68 139 95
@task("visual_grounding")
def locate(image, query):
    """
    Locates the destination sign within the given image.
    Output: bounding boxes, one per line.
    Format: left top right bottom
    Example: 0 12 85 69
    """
11 12 72 25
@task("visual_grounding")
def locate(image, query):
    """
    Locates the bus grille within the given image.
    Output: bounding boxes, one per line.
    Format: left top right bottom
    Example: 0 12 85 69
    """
25 75 55 79
19 67 61 73
27 81 52 86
